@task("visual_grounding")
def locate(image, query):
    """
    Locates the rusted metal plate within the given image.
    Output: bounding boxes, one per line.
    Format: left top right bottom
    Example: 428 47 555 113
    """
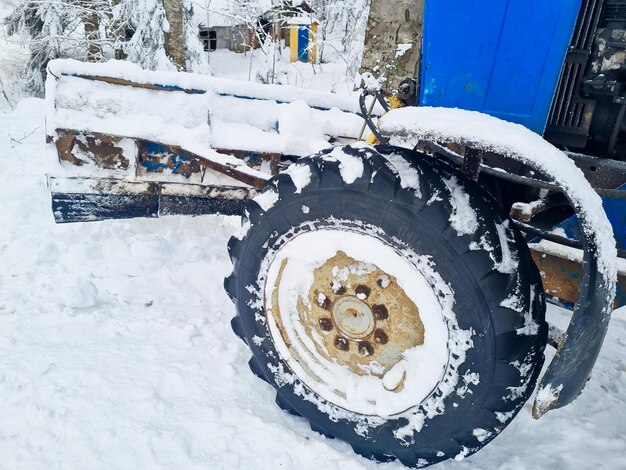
162 143 268 188
269 250 423 395
299 251 424 380
54 128 269 188
55 130 131 170
530 247 626 309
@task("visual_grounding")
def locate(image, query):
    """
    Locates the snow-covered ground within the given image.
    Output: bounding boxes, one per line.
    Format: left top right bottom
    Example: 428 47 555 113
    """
1 99 626 470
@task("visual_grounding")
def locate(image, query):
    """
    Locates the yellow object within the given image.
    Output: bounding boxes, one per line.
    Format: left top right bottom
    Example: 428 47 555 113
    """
289 27 299 63
387 95 406 109
364 93 407 144
366 133 379 145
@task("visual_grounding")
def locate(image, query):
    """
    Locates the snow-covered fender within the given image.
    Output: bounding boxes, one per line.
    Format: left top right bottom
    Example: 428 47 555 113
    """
377 107 618 417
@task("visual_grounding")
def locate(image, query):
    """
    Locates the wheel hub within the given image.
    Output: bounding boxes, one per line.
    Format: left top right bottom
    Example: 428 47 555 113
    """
294 251 425 379
331 296 375 340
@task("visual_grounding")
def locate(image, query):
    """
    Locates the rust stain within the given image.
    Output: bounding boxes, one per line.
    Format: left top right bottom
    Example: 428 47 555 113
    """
531 248 626 308
56 133 83 166
55 130 130 170
300 251 424 376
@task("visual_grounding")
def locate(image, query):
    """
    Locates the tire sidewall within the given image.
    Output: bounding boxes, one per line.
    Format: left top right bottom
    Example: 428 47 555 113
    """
231 146 546 461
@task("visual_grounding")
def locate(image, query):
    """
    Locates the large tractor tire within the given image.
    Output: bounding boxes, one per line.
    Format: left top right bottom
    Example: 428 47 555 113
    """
225 145 548 467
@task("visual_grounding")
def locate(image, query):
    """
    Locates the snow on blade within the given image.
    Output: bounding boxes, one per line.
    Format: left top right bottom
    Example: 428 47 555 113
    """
47 58 367 114
278 101 332 157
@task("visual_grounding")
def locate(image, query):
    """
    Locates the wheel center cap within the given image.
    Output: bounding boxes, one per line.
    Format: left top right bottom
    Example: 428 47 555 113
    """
331 296 375 340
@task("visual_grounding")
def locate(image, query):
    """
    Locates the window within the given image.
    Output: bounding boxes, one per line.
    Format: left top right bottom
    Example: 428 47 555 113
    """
209 31 217 51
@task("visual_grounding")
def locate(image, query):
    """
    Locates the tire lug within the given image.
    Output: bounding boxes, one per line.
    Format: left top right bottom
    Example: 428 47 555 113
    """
334 336 349 351
372 304 388 321
319 317 333 332
358 341 374 356
374 329 388 344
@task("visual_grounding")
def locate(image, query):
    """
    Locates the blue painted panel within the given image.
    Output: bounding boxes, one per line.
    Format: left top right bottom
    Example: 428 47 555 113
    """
298 26 309 62
420 0 582 134
557 184 626 251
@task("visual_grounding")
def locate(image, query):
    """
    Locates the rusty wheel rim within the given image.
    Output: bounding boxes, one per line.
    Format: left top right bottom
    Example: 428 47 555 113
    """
264 229 448 416
294 251 425 389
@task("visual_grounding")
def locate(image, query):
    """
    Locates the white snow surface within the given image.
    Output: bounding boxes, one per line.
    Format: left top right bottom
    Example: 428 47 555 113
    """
2 99 626 469
48 59 366 114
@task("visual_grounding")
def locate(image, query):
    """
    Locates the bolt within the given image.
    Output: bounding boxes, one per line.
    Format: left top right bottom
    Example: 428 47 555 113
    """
374 329 388 344
358 341 374 356
319 317 333 332
332 283 346 295
334 336 349 351
372 304 389 321
376 275 391 288
355 285 371 300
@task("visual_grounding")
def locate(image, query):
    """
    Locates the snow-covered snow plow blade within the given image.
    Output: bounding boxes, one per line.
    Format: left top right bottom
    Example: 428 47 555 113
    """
45 59 368 223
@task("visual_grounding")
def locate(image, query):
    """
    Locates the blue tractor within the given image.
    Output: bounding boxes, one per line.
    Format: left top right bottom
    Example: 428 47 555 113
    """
46 0 625 466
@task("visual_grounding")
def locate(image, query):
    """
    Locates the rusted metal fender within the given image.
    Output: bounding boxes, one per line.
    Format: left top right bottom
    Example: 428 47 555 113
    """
530 208 613 417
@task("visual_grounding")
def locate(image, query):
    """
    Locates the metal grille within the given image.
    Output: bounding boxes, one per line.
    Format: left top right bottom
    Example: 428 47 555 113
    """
604 2 626 22
571 0 604 50
545 0 604 148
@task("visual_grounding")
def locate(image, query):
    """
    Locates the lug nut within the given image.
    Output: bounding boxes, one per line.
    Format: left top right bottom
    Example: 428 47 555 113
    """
331 283 346 295
334 336 349 351
355 285 371 298
317 293 331 310
358 341 374 356
319 317 333 332
372 304 389 321
355 285 371 300
376 275 391 288
374 329 388 344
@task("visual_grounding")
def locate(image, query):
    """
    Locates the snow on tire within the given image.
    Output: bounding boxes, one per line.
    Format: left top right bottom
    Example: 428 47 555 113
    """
225 145 548 467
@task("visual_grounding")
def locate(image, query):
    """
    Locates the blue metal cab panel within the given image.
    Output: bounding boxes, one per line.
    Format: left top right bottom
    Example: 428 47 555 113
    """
420 0 582 134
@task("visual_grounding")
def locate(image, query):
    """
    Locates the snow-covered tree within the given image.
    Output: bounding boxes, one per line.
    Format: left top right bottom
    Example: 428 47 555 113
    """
6 0 113 95
183 0 209 73
310 0 370 81
112 0 207 72
112 0 174 70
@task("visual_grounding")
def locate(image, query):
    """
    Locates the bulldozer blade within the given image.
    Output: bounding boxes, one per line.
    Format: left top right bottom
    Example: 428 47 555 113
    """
49 177 249 223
